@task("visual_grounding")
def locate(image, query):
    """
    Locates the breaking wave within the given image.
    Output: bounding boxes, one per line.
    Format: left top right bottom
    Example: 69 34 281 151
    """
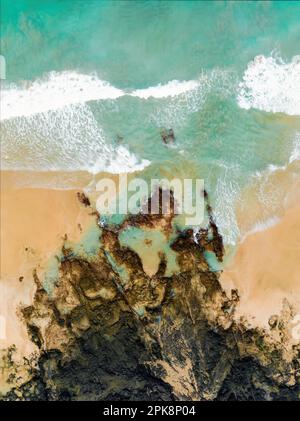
237 54 300 116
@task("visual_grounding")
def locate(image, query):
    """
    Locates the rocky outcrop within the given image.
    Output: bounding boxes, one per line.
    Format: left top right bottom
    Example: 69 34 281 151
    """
1 190 299 400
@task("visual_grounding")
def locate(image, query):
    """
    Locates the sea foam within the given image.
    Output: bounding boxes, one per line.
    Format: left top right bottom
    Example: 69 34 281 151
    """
237 54 300 116
0 71 125 121
1 101 150 174
0 71 154 174
0 72 202 121
130 79 199 99
0 71 214 174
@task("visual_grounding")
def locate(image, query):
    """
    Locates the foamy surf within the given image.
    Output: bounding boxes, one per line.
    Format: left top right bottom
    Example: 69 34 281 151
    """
214 166 241 246
238 54 300 116
0 72 204 122
0 70 225 174
91 145 151 174
0 71 157 174
1 102 150 174
0 71 125 121
130 79 199 99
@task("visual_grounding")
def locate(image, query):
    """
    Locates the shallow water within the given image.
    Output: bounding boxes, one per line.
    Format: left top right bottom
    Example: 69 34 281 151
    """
1 0 300 244
119 226 179 277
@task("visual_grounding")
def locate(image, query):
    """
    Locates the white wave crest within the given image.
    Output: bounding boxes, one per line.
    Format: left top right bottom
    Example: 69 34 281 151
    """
131 79 199 99
0 72 205 121
0 71 125 121
238 54 300 115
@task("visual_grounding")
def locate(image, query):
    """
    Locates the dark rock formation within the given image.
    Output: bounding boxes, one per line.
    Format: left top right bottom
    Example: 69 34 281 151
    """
1 190 299 401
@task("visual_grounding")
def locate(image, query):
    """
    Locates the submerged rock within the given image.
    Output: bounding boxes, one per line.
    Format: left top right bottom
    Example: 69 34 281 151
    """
1 189 299 401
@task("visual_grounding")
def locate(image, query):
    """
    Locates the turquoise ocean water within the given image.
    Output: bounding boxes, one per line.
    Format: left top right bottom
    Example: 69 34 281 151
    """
1 0 300 244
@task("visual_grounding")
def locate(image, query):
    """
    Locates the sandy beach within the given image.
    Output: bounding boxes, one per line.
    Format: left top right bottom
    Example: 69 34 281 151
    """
221 177 300 328
0 171 97 359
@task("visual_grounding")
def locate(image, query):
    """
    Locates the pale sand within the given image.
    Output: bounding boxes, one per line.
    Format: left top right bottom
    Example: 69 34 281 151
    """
235 160 300 238
0 171 98 358
221 197 300 328
220 159 300 328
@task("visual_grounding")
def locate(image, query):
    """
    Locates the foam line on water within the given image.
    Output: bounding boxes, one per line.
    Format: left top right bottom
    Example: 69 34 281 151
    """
289 133 300 164
213 165 241 246
0 72 203 121
130 79 200 99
